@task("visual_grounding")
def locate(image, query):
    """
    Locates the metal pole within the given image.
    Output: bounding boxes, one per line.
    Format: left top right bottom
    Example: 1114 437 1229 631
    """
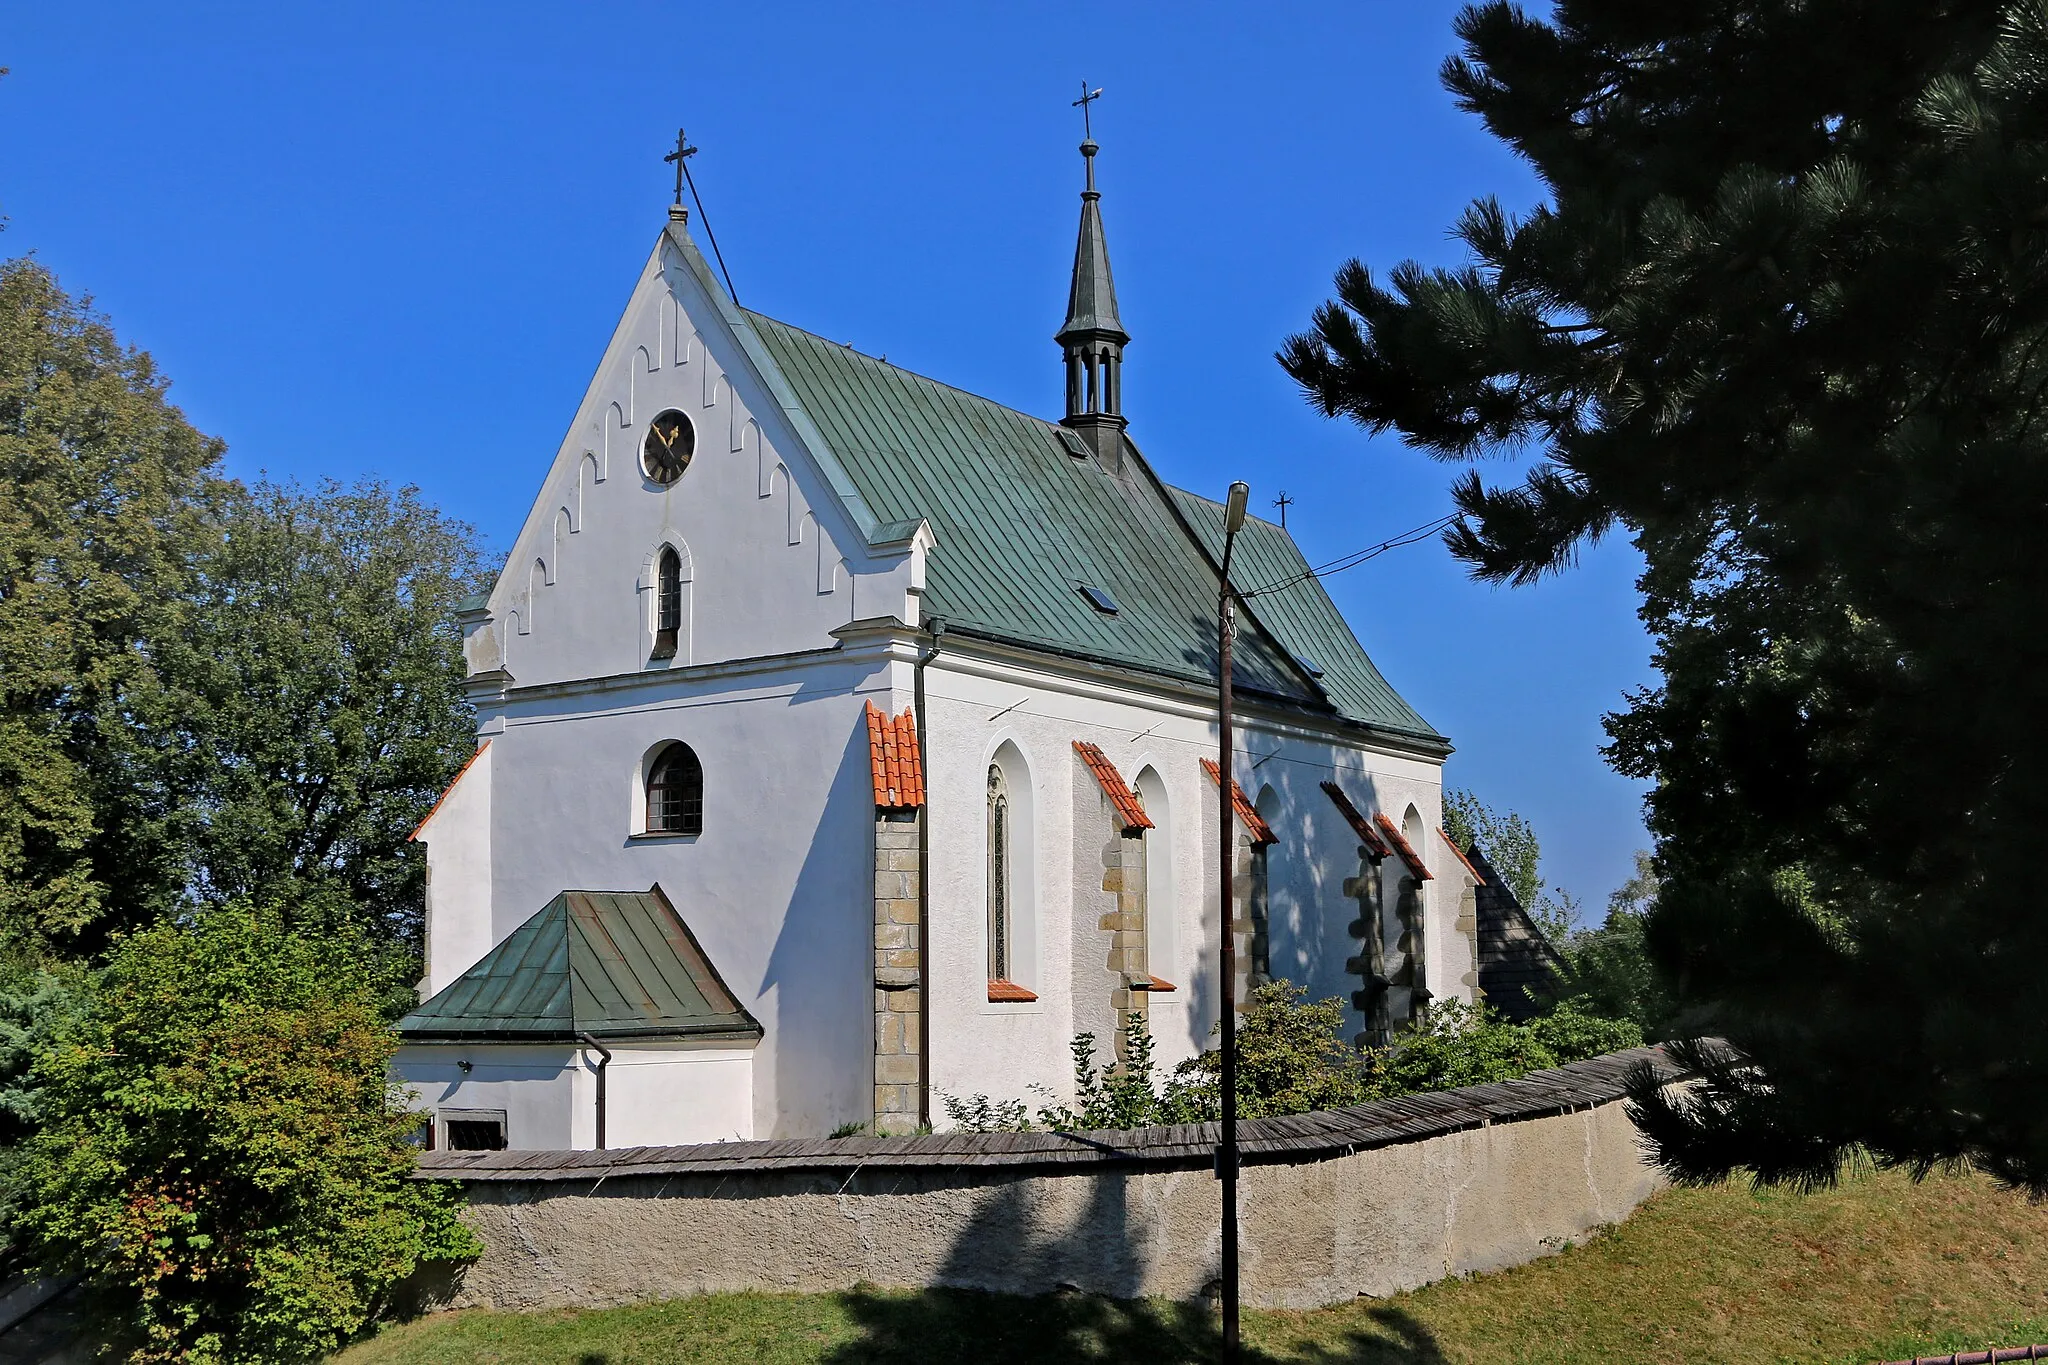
576 1032 612 1151
1216 526 1241 1361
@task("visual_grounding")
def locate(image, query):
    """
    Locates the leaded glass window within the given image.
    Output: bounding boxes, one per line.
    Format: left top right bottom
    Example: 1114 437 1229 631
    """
987 763 1009 980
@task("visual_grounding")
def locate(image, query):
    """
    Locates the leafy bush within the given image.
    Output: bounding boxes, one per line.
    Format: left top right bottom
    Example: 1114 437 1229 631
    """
944 982 1643 1134
10 905 478 1363
1170 981 1371 1119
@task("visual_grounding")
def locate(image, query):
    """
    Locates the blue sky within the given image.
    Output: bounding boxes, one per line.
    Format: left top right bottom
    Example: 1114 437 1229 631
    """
3 3 1653 918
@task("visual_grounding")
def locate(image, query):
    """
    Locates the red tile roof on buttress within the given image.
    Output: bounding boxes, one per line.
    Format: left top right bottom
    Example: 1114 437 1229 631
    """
1375 812 1433 880
1074 742 1154 833
864 702 925 809
1318 780 1391 859
1201 758 1277 845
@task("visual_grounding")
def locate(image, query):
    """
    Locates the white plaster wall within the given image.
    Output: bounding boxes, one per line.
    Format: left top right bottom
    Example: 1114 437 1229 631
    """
396 1043 756 1151
431 1085 1666 1311
606 1046 756 1147
480 647 894 1142
394 1044 583 1151
481 232 920 690
419 740 494 996
917 644 1451 1119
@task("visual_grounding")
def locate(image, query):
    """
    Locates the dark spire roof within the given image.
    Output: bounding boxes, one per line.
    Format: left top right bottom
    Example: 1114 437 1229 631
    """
1056 138 1128 346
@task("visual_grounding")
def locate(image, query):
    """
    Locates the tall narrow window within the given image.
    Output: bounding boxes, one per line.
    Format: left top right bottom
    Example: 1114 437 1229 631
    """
987 762 1010 980
647 743 704 835
652 546 682 659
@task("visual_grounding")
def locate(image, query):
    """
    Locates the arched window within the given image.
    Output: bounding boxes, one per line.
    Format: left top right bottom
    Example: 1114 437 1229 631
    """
647 743 704 835
652 546 682 659
987 763 1010 980
1135 766 1177 992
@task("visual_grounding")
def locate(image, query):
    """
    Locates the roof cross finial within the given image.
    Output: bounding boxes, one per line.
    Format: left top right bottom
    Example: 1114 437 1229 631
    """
1072 83 1104 193
664 128 698 216
1073 81 1104 140
1274 490 1293 529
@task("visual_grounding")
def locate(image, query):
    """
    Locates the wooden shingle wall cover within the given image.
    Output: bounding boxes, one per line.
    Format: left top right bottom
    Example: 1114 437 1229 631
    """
1201 758 1277 845
864 702 925 809
1074 742 1153 833
1466 842 1568 1022
416 1044 1686 1181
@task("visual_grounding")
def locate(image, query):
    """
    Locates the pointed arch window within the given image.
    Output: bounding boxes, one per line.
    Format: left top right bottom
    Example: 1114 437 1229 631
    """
652 546 682 660
647 742 704 835
987 763 1010 980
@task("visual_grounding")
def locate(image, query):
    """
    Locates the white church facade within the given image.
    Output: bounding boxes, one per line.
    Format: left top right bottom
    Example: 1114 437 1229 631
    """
393 133 1483 1150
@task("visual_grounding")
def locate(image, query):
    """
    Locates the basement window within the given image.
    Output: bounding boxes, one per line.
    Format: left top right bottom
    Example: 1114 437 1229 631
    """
1078 584 1120 615
440 1109 508 1151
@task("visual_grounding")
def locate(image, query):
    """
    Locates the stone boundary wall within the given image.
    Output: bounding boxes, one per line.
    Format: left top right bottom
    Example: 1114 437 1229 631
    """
415 1045 1681 1312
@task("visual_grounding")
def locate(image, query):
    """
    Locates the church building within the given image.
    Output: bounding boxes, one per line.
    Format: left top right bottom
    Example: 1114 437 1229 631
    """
392 128 1479 1150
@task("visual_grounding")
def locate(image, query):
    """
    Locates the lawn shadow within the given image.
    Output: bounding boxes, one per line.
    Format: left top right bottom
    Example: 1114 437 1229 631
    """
819 1289 1446 1364
813 1162 1446 1364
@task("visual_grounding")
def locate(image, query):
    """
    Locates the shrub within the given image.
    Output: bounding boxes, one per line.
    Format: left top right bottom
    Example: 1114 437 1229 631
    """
1172 981 1371 1119
11 905 478 1363
942 982 1644 1134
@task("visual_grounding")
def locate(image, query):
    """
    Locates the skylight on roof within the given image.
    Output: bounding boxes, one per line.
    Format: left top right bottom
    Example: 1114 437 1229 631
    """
1295 654 1326 679
1057 429 1089 459
1078 584 1120 615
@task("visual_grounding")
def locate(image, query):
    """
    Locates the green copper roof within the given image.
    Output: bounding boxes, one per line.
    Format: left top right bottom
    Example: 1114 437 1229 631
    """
742 312 1443 747
1167 487 1436 740
399 888 762 1043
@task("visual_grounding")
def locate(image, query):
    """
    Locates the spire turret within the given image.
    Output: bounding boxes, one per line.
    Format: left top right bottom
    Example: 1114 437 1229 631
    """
1057 86 1129 465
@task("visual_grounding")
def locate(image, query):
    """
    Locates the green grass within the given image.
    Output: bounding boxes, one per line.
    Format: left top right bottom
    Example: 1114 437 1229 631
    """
340 1167 2048 1364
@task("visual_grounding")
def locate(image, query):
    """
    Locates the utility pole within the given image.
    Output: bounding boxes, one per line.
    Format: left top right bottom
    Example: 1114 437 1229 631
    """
1215 479 1250 1361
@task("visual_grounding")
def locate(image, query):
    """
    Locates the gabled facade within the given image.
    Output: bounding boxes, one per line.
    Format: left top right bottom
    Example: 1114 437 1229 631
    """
397 138 1477 1147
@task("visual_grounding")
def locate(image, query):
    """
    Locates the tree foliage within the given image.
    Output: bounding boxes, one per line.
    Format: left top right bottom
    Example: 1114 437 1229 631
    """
0 259 223 945
1283 0 2048 1185
133 479 486 947
0 255 487 956
11 906 477 1363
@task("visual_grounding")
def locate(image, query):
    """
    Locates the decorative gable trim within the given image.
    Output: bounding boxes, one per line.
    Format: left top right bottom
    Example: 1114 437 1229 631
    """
1201 758 1277 845
1375 813 1433 880
1318 780 1390 859
864 701 924 810
410 739 492 842
1073 742 1153 833
660 221 891 549
1439 829 1486 884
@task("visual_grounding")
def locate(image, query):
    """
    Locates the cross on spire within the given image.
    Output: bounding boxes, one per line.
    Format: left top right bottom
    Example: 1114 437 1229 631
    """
1273 490 1294 528
664 128 698 212
1072 82 1103 140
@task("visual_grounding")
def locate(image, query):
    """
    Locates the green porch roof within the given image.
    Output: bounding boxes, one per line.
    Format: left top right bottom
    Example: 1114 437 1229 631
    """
742 311 1442 746
399 888 762 1043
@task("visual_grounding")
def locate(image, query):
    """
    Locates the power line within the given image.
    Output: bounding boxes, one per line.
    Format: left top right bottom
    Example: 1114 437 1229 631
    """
1239 509 1465 600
